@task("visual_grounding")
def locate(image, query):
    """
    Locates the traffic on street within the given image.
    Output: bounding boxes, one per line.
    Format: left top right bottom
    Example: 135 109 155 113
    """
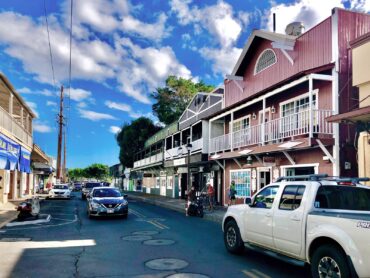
0 192 310 278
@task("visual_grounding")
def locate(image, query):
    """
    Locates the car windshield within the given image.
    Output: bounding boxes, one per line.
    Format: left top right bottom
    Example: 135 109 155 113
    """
54 185 68 190
85 183 101 189
92 188 121 198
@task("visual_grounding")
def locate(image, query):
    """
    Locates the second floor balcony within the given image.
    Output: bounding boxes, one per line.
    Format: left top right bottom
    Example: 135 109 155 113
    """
133 152 163 169
210 109 333 153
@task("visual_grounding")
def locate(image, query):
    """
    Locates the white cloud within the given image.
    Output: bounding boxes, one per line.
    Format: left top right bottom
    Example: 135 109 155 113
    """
105 100 131 112
350 0 370 11
170 0 247 75
69 88 92 102
78 109 117 121
262 0 345 33
33 121 52 133
18 87 55 97
115 37 192 104
109 126 121 134
77 102 87 108
199 47 242 76
170 0 247 47
46 101 57 106
0 8 191 106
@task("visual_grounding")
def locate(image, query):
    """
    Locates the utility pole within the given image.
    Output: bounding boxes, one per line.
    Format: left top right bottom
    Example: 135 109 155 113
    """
63 129 67 182
56 85 64 181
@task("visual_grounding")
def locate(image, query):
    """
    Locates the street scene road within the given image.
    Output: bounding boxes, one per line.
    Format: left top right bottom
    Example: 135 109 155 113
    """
0 193 309 278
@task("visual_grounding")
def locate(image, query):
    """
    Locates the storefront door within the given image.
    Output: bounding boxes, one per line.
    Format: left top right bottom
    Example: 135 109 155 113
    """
160 177 166 196
257 167 271 191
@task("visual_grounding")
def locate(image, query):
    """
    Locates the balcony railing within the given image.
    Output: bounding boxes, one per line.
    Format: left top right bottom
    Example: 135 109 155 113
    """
209 109 333 153
191 138 203 152
0 106 32 146
133 152 163 168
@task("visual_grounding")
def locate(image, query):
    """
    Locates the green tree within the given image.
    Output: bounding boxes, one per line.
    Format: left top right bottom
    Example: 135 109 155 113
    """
84 164 109 180
151 75 214 125
116 117 161 168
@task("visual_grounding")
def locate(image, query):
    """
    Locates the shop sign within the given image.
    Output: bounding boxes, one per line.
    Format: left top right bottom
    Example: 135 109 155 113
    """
263 156 276 166
177 167 188 174
174 158 186 166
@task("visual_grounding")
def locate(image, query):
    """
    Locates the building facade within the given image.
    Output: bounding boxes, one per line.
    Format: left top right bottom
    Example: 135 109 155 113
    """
208 8 370 205
0 74 35 205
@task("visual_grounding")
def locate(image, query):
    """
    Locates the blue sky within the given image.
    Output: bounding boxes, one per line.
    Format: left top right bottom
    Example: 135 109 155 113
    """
0 0 367 168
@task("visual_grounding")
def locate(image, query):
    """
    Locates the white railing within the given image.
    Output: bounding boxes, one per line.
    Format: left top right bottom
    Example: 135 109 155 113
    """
133 152 163 168
0 106 32 147
191 138 203 152
165 147 178 160
210 133 230 153
209 109 333 153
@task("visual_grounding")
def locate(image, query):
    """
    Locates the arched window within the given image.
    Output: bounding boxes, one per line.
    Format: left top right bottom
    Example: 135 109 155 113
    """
254 49 277 74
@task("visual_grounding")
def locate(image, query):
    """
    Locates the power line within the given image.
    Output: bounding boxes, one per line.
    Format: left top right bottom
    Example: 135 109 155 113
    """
43 0 57 90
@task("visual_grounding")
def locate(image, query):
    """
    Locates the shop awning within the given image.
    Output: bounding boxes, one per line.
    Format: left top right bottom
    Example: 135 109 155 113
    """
19 147 31 173
326 106 370 123
0 133 21 171
32 162 53 174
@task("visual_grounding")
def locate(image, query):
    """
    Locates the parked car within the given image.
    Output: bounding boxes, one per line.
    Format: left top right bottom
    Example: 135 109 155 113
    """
86 187 128 218
222 174 370 278
48 184 71 199
73 183 82 191
81 182 102 200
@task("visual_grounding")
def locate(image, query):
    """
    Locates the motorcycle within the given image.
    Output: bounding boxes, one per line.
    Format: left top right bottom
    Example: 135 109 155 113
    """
186 196 204 218
17 197 40 221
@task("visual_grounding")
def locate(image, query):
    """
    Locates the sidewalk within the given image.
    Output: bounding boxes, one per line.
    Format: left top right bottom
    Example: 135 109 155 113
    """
124 191 226 224
0 201 19 229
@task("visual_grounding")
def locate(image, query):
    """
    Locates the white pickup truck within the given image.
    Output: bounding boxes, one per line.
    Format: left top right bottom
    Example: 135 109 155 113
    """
222 174 370 278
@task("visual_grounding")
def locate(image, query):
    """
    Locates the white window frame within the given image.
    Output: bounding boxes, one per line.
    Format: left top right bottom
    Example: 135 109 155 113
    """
254 48 277 75
230 169 252 198
279 91 319 133
280 163 319 176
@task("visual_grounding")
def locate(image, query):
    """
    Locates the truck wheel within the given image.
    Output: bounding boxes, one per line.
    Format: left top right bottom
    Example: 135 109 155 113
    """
224 220 244 254
311 244 350 278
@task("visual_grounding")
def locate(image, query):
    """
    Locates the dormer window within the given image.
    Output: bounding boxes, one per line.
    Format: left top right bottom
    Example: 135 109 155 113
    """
254 49 277 74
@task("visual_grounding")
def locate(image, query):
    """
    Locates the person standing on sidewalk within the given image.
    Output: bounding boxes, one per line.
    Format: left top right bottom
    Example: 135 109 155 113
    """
207 183 215 211
229 181 237 206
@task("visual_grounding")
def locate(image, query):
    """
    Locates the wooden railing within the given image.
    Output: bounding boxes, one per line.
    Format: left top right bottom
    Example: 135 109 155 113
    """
209 109 333 153
0 106 32 146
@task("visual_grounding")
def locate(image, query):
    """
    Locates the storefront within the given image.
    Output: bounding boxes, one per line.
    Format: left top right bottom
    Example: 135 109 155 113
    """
0 133 32 204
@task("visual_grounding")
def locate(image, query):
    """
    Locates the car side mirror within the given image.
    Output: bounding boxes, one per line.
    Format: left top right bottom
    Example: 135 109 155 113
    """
245 197 252 205
123 194 128 199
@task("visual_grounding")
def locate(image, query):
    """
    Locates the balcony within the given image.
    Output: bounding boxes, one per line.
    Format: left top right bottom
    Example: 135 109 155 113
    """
164 138 205 160
210 109 333 153
0 105 32 146
133 152 163 169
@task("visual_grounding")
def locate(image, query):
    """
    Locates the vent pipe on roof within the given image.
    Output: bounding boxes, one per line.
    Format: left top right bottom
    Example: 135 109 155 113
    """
273 13 276 33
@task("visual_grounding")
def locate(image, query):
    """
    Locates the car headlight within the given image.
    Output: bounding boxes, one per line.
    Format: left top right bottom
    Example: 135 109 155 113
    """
91 202 101 209
119 200 128 207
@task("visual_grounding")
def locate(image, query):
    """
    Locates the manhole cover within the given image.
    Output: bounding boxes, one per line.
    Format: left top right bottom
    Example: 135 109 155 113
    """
166 274 210 278
132 231 159 236
121 235 153 241
145 258 188 271
143 239 175 246
0 237 32 242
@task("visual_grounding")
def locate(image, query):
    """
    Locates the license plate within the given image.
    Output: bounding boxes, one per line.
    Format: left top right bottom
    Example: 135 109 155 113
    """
107 209 114 214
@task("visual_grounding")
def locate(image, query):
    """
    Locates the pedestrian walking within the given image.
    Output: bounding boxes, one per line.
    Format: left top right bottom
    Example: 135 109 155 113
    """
186 186 196 216
207 183 215 211
229 180 237 206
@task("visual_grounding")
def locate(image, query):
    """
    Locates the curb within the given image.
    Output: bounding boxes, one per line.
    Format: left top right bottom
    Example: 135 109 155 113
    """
128 195 224 224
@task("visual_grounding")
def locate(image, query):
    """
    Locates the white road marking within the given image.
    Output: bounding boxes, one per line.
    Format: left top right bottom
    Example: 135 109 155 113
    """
6 215 51 227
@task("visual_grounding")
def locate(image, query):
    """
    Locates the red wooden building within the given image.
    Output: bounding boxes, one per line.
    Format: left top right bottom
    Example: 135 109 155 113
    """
208 8 370 205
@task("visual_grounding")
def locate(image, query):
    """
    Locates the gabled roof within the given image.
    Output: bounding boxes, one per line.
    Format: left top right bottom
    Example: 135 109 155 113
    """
177 86 224 124
232 30 297 76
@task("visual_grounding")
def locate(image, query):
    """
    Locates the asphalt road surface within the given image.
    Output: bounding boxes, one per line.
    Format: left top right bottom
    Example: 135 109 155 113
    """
0 192 310 278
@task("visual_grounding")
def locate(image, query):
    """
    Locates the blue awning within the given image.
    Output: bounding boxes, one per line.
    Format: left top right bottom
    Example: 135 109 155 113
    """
0 133 21 171
19 147 31 173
